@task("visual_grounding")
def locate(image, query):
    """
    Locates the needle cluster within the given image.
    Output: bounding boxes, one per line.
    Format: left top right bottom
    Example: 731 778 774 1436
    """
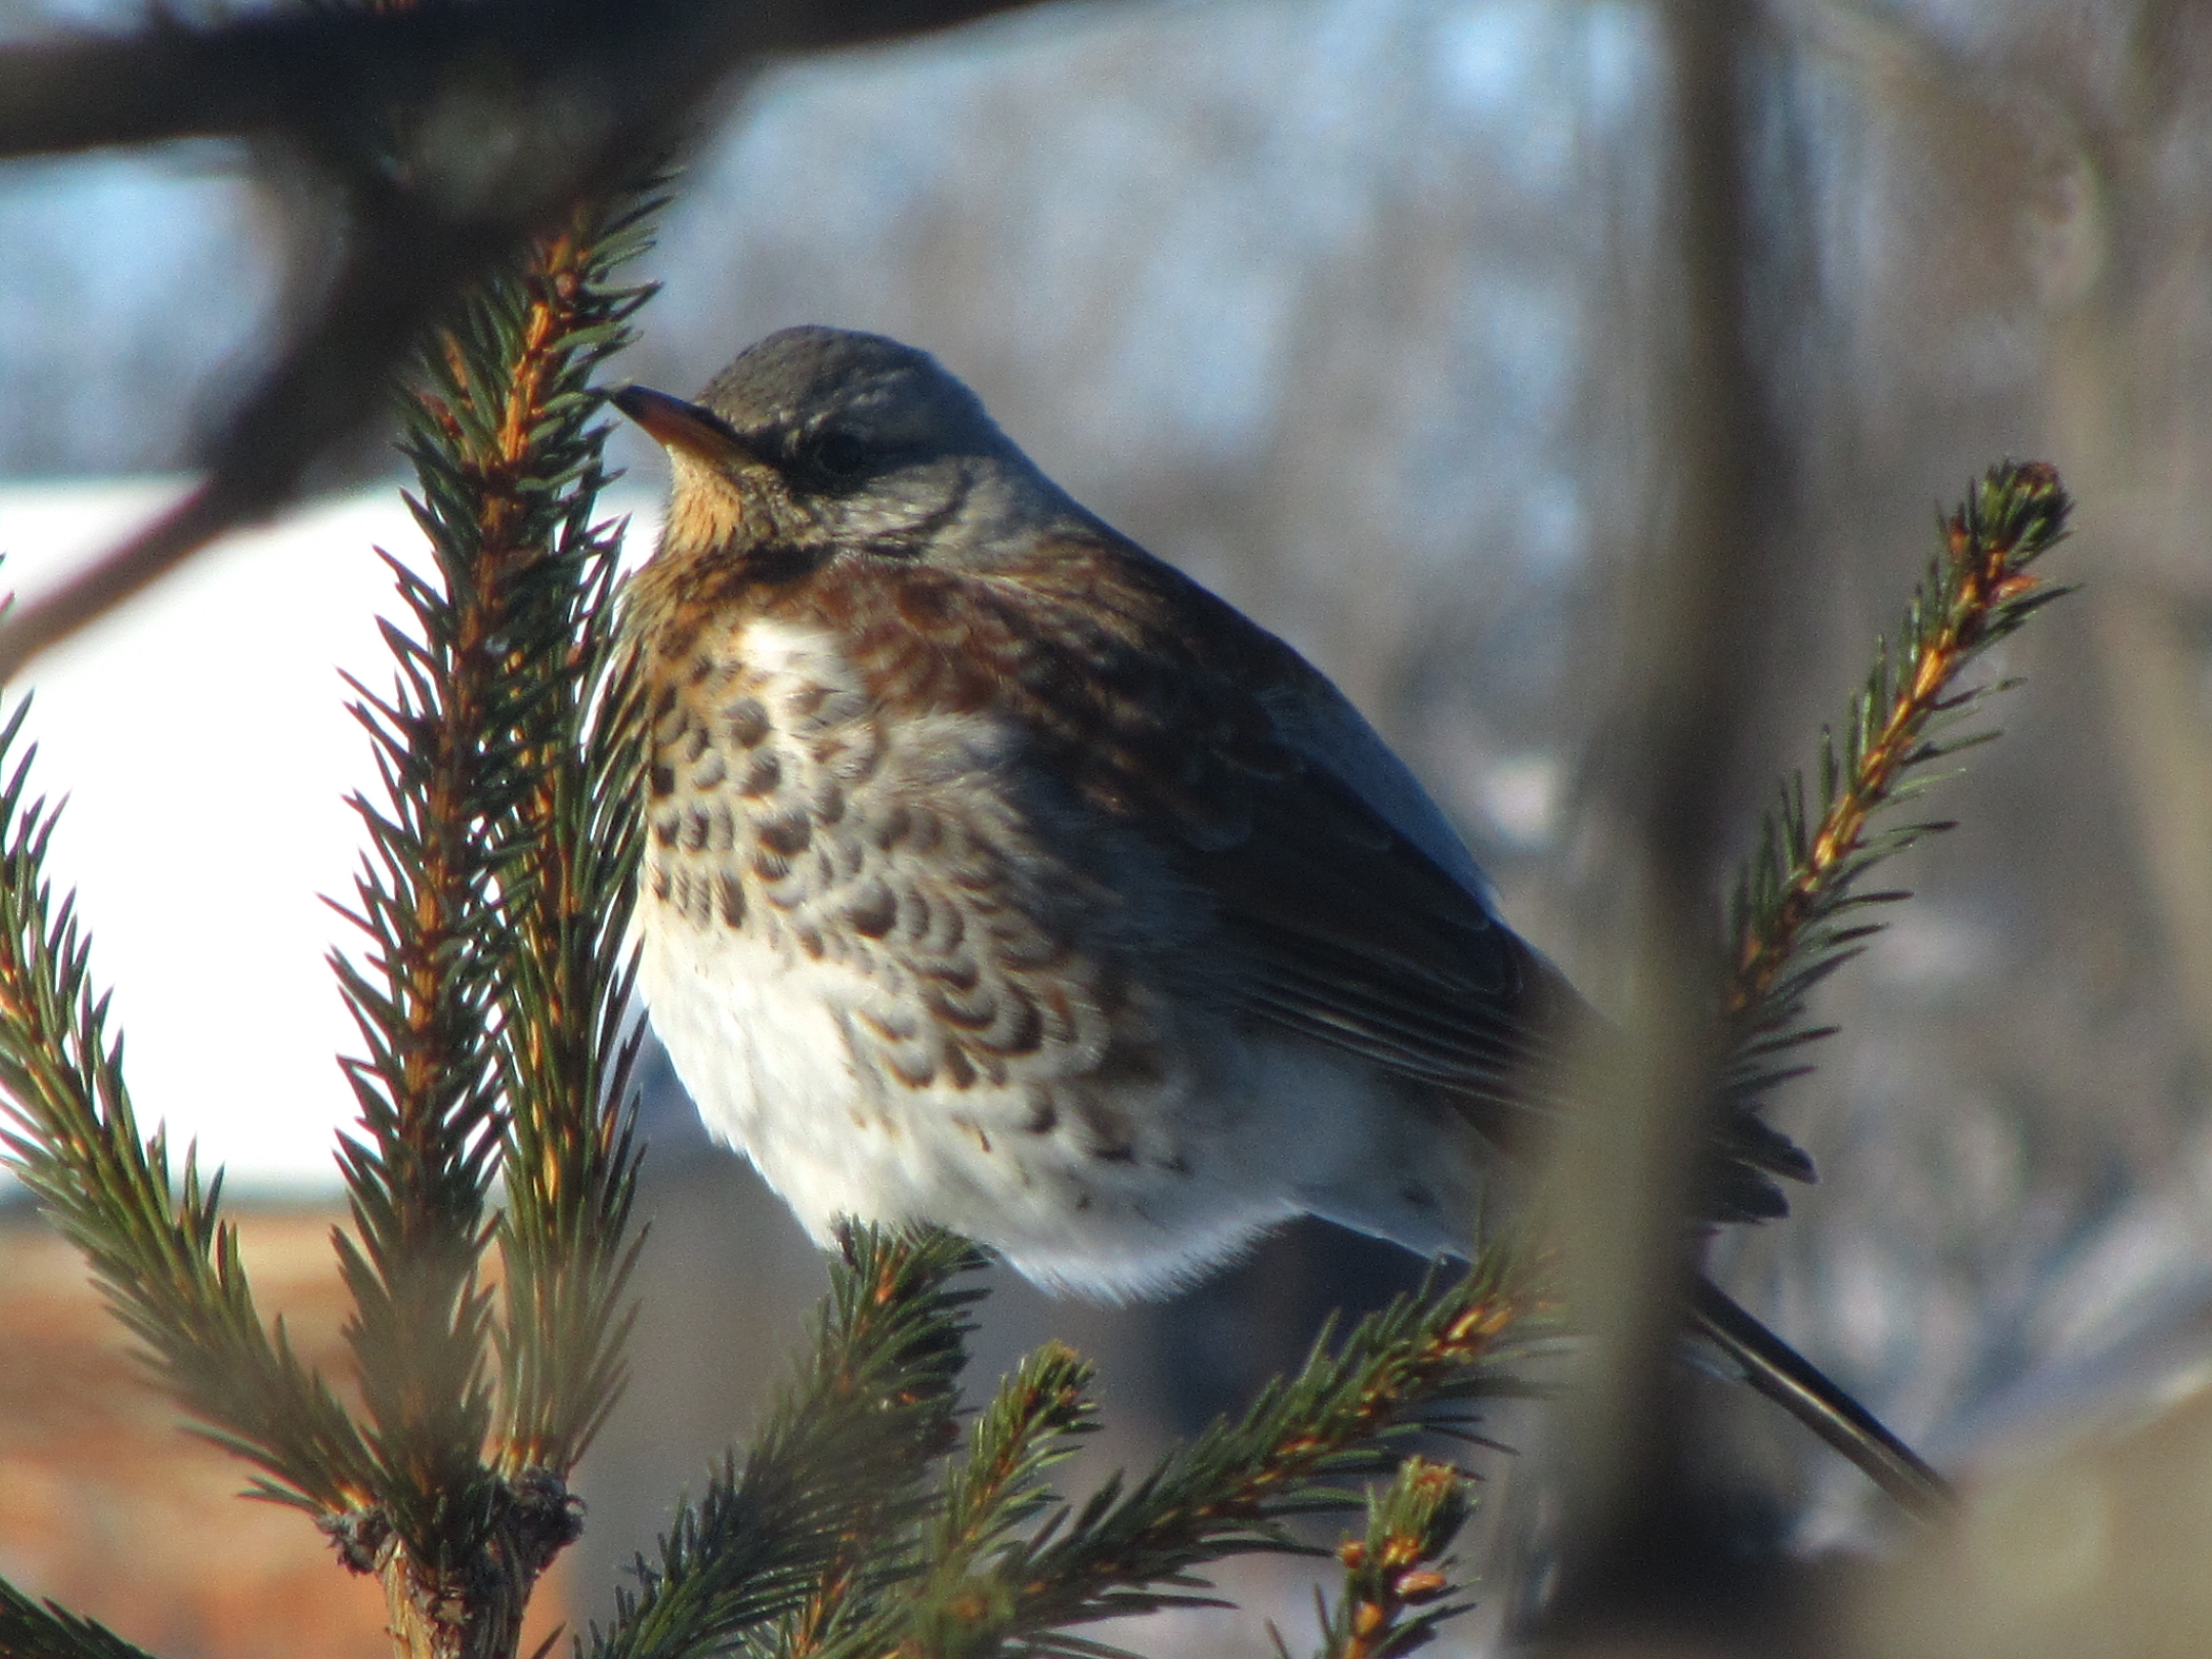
321 179 665 1643
581 1230 1534 1659
1293 1457 1474 1659
1724 460 2074 1093
0 700 373 1519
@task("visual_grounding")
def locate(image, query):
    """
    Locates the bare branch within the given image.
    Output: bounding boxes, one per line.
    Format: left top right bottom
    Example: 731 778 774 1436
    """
0 1 1056 162
0 0 1062 680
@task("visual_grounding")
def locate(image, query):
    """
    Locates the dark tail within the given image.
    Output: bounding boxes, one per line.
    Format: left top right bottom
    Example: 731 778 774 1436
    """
1690 1274 1953 1520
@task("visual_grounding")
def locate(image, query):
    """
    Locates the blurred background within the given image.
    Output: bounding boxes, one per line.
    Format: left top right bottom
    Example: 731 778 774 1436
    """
5 0 2212 1653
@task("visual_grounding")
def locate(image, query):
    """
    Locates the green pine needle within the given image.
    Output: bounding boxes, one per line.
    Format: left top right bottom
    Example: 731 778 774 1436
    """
827 1249 1538 1659
1295 1457 1475 1659
1725 459 2073 1095
589 1225 986 1659
937 1343 1102 1569
0 1579 161 1659
795 1341 1104 1659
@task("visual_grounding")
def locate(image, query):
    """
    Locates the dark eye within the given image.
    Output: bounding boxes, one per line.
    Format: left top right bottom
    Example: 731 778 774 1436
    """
812 430 868 479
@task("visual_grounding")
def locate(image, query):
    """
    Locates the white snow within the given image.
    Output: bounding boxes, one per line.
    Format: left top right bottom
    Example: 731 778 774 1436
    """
0 477 660 1188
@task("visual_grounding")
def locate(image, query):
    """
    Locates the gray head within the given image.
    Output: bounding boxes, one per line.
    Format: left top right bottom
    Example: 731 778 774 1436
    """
615 326 1080 566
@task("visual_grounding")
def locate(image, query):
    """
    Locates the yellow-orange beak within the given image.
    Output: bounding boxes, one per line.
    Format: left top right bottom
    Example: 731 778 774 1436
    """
611 385 755 465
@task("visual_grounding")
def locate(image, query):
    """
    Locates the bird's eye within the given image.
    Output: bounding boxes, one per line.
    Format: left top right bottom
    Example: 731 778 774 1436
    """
812 430 869 479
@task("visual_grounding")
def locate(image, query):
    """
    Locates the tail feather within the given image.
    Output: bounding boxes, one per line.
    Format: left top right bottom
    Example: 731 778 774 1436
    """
1690 1273 1952 1520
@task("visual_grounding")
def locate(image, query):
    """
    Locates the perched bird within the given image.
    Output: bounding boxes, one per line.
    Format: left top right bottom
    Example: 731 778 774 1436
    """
613 325 1941 1511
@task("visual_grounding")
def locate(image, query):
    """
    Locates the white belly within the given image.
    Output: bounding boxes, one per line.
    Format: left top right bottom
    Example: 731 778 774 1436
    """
639 905 1376 1298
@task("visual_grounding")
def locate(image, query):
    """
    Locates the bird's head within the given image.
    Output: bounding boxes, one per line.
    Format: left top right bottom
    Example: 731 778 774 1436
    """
615 326 1078 576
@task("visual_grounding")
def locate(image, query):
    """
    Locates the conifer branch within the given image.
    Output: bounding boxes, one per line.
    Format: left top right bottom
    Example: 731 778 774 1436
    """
0 700 373 1514
1725 460 2073 1084
932 1344 1102 1581
0 1579 161 1659
323 167 669 1654
331 397 522 1560
843 1253 1535 1659
441 185 665 1480
785 1342 1101 1659
589 1226 986 1659
1297 1458 1474 1659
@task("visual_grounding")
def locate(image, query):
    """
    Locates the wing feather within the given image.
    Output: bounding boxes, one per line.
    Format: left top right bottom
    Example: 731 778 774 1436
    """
867 533 1807 1216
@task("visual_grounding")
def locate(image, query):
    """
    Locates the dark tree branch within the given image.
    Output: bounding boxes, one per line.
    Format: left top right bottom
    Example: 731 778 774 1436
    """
0 0 1063 682
0 0 1056 161
1543 0 1779 1639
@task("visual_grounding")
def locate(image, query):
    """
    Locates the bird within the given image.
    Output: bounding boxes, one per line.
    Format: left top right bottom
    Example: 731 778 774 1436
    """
611 324 1945 1514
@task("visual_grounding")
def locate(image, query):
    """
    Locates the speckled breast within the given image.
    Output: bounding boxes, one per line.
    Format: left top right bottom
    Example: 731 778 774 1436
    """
629 612 1280 1272
638 614 1134 1090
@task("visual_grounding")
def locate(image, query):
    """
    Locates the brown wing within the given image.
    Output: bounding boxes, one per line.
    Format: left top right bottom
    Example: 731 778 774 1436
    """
1021 550 1811 1216
904 540 1581 1133
828 531 1807 1216
1189 759 1570 1105
1168 732 1811 1219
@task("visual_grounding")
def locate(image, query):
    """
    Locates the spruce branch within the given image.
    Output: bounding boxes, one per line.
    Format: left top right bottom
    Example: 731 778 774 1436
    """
1295 1457 1474 1659
438 184 667 1480
859 1252 1534 1659
1725 460 2073 1084
797 1342 1100 1659
0 699 372 1514
933 1344 1101 1579
0 1578 161 1659
590 1226 986 1659
331 434 520 1561
324 168 669 1654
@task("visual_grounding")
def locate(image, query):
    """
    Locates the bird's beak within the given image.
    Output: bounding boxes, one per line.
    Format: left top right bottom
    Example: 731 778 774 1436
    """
611 385 755 465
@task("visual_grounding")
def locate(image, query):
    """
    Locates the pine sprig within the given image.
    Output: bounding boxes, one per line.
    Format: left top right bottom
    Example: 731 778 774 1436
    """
800 1342 1102 1659
589 1225 987 1659
332 177 668 1570
0 175 669 1642
444 188 666 1480
1725 459 2072 1082
933 1344 1101 1577
0 1577 161 1659
0 701 373 1514
1294 1457 1474 1659
332 465 522 1561
864 1252 1535 1659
